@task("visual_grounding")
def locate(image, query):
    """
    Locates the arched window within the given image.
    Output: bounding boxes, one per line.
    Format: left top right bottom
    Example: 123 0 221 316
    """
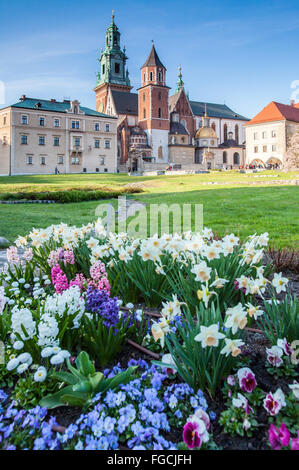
224 124 228 141
74 106 78 114
158 72 161 81
143 109 146 119
211 122 216 132
223 151 227 164
143 73 146 82
158 92 162 101
143 93 146 102
158 108 162 118
150 71 153 81
233 152 240 165
235 124 239 144
158 146 163 159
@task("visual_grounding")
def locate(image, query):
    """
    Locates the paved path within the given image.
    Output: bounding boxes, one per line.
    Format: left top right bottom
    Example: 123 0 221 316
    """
0 250 7 268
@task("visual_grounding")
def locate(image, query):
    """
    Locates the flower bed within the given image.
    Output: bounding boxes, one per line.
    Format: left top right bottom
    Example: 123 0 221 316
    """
0 220 298 451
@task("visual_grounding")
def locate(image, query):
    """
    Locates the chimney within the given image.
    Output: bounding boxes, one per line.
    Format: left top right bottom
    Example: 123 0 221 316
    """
20 94 26 101
290 100 295 107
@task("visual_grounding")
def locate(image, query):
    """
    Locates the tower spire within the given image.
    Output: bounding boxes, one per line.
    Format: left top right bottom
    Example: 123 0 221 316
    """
112 9 115 23
176 65 184 93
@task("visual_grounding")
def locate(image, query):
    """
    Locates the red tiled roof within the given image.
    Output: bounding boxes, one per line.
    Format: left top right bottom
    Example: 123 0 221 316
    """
246 101 299 125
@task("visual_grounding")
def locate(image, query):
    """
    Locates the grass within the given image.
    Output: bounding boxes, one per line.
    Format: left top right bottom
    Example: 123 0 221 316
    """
0 171 298 247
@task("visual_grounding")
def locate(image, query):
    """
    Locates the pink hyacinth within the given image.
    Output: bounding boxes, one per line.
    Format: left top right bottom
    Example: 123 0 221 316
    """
6 246 20 265
51 264 69 294
69 273 87 291
63 250 75 265
268 423 290 450
23 248 33 262
47 249 62 267
90 261 107 281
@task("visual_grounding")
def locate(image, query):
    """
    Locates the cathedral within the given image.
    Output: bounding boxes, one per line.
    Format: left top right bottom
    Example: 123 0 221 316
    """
94 14 249 173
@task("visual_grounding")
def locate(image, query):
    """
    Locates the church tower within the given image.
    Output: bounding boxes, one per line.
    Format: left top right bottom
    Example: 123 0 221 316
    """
138 44 170 162
95 12 132 113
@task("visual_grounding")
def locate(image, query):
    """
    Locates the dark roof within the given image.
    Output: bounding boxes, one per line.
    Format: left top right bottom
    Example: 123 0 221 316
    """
169 121 188 135
219 139 245 149
111 90 138 115
130 126 146 136
142 45 166 69
8 97 113 118
189 101 249 121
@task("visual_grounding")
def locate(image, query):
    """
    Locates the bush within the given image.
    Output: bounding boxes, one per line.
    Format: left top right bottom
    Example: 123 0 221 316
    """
0 187 144 204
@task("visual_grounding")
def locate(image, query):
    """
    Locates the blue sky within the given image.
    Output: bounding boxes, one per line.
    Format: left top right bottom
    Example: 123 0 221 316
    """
1 0 299 118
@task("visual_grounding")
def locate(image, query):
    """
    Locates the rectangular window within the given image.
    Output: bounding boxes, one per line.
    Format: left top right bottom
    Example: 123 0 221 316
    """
94 123 100 131
74 137 81 147
3 116 7 125
54 119 60 128
105 140 110 149
94 140 100 148
40 117 45 126
254 132 258 140
53 137 60 146
72 121 80 129
100 156 105 165
21 135 28 145
40 156 46 165
3 136 7 144
271 130 276 138
21 115 28 125
254 146 258 153
272 145 277 152
39 136 45 145
262 132 267 139
105 124 110 132
71 156 80 165
115 63 120 74
26 155 33 165
57 155 64 165
263 145 267 152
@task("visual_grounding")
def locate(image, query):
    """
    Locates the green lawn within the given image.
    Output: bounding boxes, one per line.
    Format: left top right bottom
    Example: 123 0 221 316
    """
0 172 298 247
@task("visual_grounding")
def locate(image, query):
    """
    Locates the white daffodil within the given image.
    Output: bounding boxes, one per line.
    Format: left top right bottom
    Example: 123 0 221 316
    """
225 304 248 334
195 324 225 348
211 277 229 289
151 318 170 348
221 338 244 357
272 273 289 294
197 286 216 308
245 303 264 320
191 262 212 283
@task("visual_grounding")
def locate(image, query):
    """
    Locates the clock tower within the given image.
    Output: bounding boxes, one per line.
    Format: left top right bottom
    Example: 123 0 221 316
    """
95 12 132 114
